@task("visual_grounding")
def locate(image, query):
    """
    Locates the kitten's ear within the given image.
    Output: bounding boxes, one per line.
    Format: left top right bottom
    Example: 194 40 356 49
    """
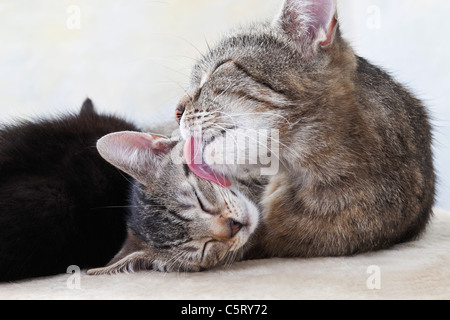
87 231 154 275
80 98 96 116
97 131 176 185
274 0 338 59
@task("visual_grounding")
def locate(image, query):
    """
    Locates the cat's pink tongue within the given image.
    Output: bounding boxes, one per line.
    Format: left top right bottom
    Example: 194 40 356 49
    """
184 136 231 188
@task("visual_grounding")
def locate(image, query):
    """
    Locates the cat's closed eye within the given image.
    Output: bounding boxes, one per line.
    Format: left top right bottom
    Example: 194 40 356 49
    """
195 191 216 215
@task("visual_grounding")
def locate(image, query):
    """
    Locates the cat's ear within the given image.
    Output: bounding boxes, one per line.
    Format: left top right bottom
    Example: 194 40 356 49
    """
273 0 338 59
80 98 96 116
97 131 176 185
87 231 154 275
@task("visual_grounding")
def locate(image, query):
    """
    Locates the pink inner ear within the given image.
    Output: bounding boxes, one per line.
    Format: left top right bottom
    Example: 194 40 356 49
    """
127 134 154 149
117 132 172 155
279 0 337 48
148 135 173 155
312 0 336 29
320 14 338 48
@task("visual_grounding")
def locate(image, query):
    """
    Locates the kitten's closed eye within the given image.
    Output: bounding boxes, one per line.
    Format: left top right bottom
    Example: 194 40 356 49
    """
195 190 216 215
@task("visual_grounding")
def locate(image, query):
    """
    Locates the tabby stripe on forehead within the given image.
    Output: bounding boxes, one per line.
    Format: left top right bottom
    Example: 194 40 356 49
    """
205 58 233 85
194 59 234 102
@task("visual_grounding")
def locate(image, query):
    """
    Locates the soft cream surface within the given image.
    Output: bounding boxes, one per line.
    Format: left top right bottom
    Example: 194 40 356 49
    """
1 208 448 300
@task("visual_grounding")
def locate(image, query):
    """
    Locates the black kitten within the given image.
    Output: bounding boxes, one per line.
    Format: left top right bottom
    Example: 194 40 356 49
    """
0 99 138 281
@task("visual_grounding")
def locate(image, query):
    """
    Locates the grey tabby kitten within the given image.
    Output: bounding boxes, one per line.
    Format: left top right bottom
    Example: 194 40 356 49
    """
87 131 259 274
178 0 435 259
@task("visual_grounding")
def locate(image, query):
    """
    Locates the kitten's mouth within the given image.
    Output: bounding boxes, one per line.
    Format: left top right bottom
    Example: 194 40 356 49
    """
184 136 231 188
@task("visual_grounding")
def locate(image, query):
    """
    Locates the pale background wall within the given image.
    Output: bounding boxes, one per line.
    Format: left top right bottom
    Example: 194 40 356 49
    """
0 0 449 210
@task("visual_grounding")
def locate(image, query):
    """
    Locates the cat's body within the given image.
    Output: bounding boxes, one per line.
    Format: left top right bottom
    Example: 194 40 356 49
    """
241 54 435 259
178 0 435 259
0 99 138 281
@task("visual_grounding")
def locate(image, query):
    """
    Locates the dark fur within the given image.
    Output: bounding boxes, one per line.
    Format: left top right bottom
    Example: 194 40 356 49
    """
0 99 138 281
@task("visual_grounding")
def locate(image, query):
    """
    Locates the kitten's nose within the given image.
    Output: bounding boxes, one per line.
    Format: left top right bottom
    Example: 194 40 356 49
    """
228 218 244 238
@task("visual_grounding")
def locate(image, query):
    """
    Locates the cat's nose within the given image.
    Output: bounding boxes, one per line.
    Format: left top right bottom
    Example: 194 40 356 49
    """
228 218 244 238
175 104 185 124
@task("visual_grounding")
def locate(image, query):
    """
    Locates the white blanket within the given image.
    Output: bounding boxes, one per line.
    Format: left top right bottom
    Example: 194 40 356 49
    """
1 208 449 300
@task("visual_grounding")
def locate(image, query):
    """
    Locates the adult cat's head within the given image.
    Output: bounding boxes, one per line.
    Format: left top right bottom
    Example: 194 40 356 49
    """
87 131 259 274
177 0 357 183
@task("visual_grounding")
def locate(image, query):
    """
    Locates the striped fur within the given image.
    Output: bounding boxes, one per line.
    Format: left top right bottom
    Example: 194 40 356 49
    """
179 0 435 259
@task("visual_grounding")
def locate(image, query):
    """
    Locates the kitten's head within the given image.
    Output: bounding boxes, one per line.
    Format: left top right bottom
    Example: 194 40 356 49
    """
177 0 357 183
87 131 259 275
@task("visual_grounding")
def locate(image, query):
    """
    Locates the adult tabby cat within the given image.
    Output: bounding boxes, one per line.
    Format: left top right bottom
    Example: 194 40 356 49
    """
0 99 138 281
177 0 435 259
